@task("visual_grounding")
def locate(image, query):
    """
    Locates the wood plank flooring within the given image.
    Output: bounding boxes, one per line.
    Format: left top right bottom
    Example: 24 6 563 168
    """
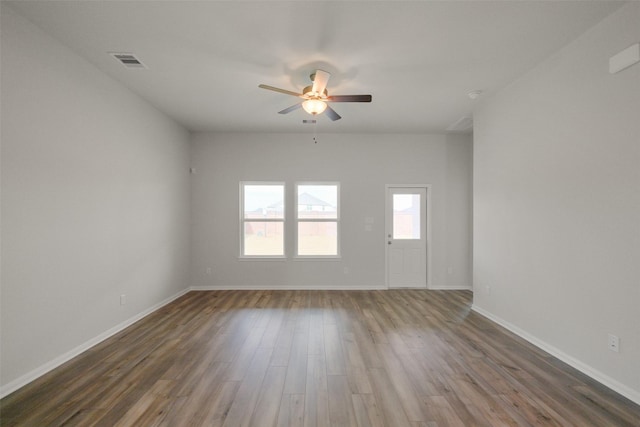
2 290 639 426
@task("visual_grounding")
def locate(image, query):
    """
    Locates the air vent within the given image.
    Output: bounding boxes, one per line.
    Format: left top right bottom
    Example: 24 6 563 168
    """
109 52 147 69
302 119 317 124
446 116 473 132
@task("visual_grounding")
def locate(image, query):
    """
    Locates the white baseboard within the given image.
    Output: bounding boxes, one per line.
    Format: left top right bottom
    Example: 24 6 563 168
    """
471 304 640 406
191 285 472 291
0 288 190 399
428 285 472 290
190 284 387 291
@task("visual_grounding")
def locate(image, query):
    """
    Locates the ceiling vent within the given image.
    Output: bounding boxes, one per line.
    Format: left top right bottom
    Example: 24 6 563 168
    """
109 52 147 69
446 116 473 132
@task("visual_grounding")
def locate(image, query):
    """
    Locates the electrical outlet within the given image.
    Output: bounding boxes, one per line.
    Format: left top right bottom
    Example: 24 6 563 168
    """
343 267 349 275
120 294 126 306
484 285 491 295
206 267 212 275
608 334 620 352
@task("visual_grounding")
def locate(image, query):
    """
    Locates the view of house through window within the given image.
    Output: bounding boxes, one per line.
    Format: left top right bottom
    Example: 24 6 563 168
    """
241 182 340 257
297 183 339 256
392 193 421 239
241 183 285 256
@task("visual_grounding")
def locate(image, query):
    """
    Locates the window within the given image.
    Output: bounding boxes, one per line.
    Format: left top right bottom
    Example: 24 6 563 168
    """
240 182 285 257
239 181 340 258
392 193 421 239
296 183 339 257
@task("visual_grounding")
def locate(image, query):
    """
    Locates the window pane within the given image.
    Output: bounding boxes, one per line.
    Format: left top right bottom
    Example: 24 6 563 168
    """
244 185 284 219
297 185 337 219
393 194 421 239
244 221 284 255
298 221 337 256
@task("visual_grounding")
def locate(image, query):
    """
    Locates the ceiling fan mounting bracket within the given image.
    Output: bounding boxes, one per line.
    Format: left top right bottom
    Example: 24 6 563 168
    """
302 85 328 99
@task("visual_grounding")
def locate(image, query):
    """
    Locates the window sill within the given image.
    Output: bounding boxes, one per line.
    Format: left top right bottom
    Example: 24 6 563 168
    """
293 256 341 261
238 256 287 261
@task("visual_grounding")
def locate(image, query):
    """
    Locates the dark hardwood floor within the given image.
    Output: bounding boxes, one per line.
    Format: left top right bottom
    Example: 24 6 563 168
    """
1 290 639 426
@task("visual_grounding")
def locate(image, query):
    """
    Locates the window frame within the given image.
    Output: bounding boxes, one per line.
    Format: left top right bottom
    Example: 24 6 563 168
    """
239 181 286 259
294 181 341 259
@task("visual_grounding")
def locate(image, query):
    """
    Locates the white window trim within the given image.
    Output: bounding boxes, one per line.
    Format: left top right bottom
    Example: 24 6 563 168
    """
239 181 286 259
294 181 341 259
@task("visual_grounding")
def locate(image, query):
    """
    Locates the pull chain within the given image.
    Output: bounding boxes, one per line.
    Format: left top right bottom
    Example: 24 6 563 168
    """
313 120 318 144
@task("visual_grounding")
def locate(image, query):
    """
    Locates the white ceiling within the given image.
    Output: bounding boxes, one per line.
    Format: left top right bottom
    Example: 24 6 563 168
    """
6 1 624 134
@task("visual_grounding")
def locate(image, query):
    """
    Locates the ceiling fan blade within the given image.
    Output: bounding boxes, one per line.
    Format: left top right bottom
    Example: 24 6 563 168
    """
278 103 302 114
327 94 372 103
259 84 303 97
324 105 341 121
311 70 331 95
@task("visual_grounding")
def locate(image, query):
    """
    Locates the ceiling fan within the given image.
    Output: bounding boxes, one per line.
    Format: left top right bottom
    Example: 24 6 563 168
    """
259 69 372 121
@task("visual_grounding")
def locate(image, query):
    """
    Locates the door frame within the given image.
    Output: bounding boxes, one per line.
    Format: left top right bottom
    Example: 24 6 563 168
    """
385 184 432 289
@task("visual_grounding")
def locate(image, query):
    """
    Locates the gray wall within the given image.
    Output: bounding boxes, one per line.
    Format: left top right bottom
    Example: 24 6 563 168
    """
1 6 191 392
190 132 473 290
473 3 640 401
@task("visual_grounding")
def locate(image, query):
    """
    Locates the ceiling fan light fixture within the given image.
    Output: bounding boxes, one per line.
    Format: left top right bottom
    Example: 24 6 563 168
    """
302 99 327 115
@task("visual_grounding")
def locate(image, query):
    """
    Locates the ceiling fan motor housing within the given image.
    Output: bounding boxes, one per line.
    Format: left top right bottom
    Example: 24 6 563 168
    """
303 85 328 99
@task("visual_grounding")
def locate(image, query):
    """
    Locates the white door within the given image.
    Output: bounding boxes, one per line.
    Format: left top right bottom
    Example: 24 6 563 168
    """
386 186 427 288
